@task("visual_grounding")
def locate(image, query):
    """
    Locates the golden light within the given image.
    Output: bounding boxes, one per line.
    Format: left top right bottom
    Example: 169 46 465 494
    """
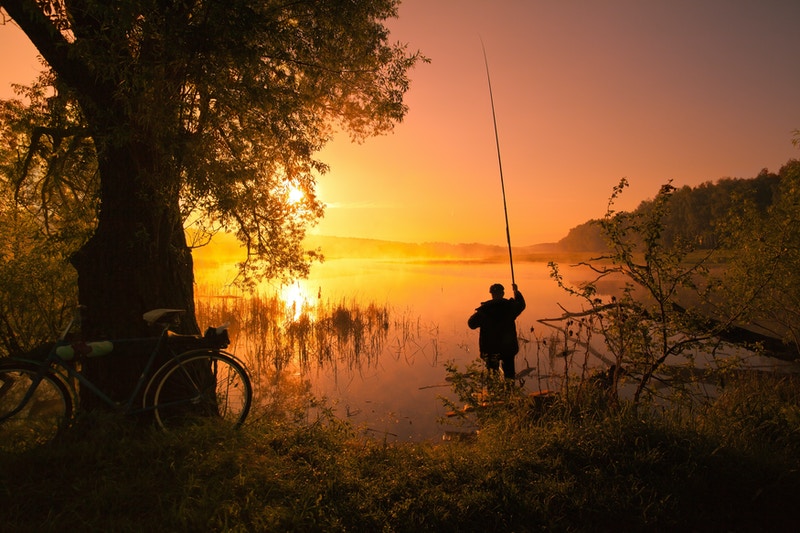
280 281 316 321
287 184 305 205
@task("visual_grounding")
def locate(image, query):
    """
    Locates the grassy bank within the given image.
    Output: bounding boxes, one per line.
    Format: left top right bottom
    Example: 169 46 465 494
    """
2 373 800 532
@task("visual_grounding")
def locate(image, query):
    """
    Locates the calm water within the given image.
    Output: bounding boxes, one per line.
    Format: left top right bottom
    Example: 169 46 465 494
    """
195 258 583 441
196 257 800 442
284 259 579 442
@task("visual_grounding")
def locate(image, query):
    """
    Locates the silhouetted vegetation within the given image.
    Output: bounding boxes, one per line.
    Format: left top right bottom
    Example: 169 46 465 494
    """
196 289 392 380
551 161 800 360
2 370 799 531
5 222 800 530
546 179 756 407
557 165 784 252
1 1 423 405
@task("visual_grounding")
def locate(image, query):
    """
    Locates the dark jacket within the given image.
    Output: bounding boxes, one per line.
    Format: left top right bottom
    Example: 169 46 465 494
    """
468 290 526 356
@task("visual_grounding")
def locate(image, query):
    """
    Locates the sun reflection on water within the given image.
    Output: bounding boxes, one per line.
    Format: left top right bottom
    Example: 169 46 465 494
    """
279 281 317 322
195 258 597 441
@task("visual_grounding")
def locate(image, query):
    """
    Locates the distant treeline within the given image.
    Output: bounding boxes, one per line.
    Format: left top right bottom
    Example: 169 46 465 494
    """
557 165 787 252
304 162 796 259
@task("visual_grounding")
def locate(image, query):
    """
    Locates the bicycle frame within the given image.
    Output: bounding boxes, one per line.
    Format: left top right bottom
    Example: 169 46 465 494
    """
13 323 176 416
2 307 250 449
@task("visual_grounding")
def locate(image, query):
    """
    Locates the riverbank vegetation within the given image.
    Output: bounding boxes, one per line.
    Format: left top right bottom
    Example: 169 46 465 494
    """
540 164 800 414
2 369 799 531
4 111 800 528
552 160 800 360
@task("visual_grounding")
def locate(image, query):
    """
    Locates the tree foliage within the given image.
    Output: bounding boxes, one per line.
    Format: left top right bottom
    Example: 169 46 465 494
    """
557 169 780 252
0 197 76 356
0 76 95 356
547 162 800 407
2 0 421 281
0 0 422 401
0 0 422 336
722 160 800 350
0 73 97 243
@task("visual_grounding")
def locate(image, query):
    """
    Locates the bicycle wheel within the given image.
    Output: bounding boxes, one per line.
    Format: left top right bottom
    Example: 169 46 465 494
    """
0 365 72 452
151 351 251 430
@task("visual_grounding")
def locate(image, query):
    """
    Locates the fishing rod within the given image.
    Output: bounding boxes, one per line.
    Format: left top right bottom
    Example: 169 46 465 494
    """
481 40 515 287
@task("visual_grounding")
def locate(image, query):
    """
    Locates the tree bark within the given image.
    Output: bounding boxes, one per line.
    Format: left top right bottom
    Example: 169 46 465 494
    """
70 138 198 407
1 0 200 406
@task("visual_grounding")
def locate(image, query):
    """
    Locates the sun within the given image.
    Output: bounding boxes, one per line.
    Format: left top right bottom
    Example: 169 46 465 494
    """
287 184 305 205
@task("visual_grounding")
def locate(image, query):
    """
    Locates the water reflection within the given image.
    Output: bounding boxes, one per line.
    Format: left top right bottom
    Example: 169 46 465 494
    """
281 282 315 321
196 259 580 441
196 258 800 442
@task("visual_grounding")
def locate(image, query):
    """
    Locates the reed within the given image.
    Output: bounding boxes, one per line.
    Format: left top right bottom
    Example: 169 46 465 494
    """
195 285 392 378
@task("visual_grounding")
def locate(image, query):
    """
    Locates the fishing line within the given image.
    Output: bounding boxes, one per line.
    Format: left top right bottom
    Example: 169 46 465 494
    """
481 39 515 286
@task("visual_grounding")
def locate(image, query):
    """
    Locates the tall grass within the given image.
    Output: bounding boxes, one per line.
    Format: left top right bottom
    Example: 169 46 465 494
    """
194 286 398 399
195 287 438 434
2 372 799 531
3 293 799 531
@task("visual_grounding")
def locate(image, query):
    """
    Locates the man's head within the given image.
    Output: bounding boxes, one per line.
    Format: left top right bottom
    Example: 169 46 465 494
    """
489 283 505 299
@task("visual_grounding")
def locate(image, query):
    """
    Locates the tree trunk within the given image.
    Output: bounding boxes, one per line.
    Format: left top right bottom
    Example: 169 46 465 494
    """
2 0 203 410
71 139 198 408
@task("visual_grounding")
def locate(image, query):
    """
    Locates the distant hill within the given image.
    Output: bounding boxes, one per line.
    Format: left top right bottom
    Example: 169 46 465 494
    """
198 164 794 267
193 231 566 270
303 234 562 261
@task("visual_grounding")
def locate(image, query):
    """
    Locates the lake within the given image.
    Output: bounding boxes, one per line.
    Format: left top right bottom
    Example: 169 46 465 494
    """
275 258 582 442
195 257 800 442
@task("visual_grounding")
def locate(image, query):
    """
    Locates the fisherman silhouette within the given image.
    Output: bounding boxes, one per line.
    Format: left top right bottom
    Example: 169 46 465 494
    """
468 283 525 379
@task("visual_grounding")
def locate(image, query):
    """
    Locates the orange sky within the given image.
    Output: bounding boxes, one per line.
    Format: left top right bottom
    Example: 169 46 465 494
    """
3 1 800 246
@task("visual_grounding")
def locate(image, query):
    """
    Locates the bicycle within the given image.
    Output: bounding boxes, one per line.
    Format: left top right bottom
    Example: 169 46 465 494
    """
0 307 252 452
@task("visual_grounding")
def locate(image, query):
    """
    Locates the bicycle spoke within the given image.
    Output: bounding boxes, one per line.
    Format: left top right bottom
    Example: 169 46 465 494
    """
151 352 251 430
0 366 72 452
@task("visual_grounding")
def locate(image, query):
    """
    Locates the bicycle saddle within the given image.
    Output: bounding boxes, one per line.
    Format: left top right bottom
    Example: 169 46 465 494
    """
142 309 185 326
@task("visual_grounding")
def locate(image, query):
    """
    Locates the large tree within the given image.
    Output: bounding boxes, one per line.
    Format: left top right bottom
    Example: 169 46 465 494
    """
1 0 421 400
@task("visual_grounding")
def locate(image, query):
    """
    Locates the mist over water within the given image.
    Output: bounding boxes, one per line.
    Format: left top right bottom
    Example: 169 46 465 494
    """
198 257 800 442
198 257 598 441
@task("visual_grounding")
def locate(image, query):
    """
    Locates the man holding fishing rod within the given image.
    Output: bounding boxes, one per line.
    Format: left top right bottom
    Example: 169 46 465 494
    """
469 42 526 379
468 283 526 379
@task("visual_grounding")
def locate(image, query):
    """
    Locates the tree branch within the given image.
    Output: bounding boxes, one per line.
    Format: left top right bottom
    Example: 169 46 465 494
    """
1 0 100 106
